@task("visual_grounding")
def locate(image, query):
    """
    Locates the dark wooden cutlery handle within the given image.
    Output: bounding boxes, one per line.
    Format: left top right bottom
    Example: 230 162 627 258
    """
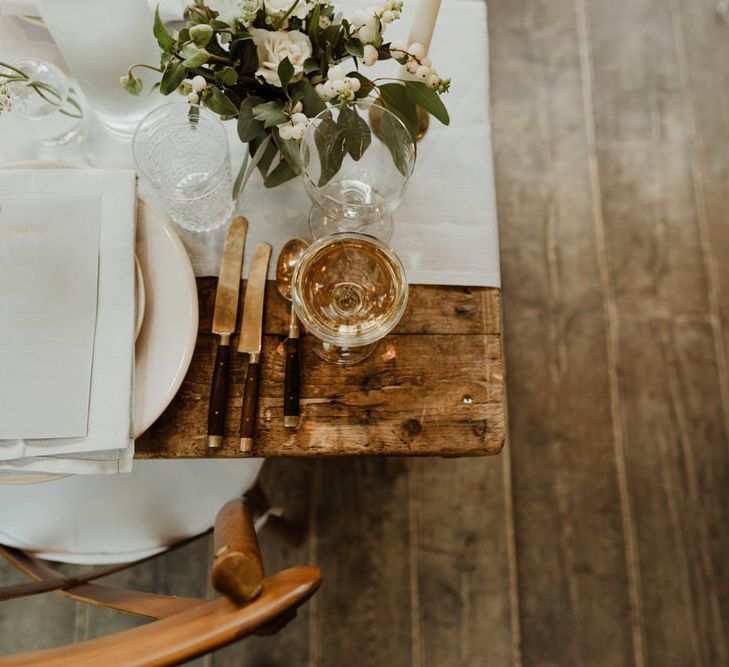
284 337 300 427
240 359 261 452
207 342 231 447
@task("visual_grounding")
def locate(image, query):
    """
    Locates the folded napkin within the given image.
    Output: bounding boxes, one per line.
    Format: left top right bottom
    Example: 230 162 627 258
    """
0 0 186 21
0 169 136 474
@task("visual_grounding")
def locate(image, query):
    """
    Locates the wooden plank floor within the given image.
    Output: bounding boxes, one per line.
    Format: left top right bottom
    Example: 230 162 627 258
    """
2 0 729 664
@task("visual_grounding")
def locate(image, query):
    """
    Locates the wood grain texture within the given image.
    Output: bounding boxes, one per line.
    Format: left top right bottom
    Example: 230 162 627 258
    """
490 0 637 665
312 458 414 667
137 281 505 458
413 457 517 667
616 318 729 666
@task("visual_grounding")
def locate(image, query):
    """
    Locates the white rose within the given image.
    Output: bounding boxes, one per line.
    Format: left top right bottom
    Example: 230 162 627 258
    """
251 29 313 87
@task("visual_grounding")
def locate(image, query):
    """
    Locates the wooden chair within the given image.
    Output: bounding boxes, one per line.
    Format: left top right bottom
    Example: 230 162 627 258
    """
0 498 321 666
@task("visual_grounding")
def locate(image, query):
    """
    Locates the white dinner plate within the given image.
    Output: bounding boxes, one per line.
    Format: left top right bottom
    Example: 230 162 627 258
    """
0 161 199 482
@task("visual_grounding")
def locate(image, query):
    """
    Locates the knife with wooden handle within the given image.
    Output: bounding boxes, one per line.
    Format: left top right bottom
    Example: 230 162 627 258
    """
238 242 272 453
207 217 248 448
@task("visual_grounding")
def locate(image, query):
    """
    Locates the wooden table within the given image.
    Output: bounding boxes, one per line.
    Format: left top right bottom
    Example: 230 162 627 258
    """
136 278 506 457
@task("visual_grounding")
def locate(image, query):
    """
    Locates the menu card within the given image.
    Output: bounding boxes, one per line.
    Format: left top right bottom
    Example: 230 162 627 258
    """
0 193 101 439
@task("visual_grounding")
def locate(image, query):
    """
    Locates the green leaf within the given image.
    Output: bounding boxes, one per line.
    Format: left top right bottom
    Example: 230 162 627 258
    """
378 83 419 139
308 3 321 45
315 114 346 187
403 80 450 125
303 58 320 76
153 6 176 52
215 66 239 86
232 150 250 200
238 134 273 197
292 78 326 117
277 57 294 96
160 61 186 95
204 88 239 116
345 40 364 58
273 130 301 173
180 45 210 68
238 96 265 142
232 39 258 74
254 134 279 178
264 159 297 187
380 110 412 177
252 100 289 128
337 105 371 160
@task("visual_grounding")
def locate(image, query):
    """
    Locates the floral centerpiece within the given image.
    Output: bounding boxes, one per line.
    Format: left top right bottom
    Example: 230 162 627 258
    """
123 0 450 194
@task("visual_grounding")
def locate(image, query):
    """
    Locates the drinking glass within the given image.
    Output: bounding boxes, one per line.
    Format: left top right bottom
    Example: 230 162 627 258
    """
299 98 416 242
133 103 235 233
38 0 162 137
291 233 409 365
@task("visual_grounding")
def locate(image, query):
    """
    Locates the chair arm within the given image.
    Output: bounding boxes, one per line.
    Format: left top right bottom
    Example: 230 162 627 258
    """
211 499 264 603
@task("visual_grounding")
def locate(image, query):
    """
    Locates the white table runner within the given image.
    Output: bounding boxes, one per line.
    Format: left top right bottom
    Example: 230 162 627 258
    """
0 0 499 287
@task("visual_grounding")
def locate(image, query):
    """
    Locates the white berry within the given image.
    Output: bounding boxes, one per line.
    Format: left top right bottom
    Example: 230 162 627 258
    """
363 44 378 66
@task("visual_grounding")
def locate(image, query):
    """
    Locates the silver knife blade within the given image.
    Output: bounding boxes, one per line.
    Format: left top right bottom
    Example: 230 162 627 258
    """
238 242 272 355
212 217 248 337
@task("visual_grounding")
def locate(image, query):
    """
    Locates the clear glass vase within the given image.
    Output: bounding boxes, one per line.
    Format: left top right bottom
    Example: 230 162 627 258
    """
299 98 416 242
5 58 83 147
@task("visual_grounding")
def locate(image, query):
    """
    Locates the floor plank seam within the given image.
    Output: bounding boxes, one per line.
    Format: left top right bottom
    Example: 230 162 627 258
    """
669 0 729 468
574 1 647 665
407 464 423 667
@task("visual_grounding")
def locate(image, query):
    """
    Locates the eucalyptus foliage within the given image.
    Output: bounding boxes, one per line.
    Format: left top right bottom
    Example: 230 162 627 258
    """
124 0 450 195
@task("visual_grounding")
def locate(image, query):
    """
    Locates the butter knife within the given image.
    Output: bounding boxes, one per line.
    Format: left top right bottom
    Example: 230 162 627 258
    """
238 242 272 453
207 217 248 448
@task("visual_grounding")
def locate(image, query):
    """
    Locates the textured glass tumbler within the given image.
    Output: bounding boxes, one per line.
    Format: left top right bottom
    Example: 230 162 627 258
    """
133 103 234 233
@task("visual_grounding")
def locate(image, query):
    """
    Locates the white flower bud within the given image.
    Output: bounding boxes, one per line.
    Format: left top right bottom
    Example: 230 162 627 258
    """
278 124 294 140
291 123 306 141
315 82 329 100
357 25 376 43
363 43 378 66
191 75 207 92
408 42 426 59
365 14 378 30
187 92 200 104
327 65 345 81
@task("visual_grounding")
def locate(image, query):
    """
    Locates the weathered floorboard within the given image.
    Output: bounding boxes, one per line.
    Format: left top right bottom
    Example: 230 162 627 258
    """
490 0 636 665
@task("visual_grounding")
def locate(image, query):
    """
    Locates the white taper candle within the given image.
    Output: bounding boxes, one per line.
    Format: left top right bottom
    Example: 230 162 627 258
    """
406 0 442 53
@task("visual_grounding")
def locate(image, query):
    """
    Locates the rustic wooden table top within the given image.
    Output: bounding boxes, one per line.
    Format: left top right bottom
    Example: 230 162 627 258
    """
136 277 505 458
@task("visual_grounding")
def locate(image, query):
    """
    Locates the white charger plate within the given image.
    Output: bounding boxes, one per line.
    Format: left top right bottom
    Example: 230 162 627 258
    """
0 161 198 483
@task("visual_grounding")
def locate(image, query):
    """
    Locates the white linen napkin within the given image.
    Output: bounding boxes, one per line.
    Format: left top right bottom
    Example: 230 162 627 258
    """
0 169 136 474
